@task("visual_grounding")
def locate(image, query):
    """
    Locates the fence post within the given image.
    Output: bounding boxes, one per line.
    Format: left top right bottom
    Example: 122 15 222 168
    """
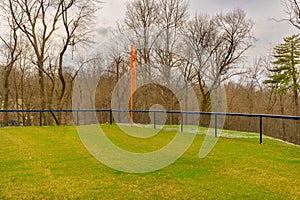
215 114 218 137
39 111 42 126
154 111 156 129
181 112 184 132
260 116 263 144
109 110 113 125
76 110 79 125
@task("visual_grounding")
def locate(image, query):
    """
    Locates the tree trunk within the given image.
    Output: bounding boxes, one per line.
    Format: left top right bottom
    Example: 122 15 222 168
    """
280 95 286 140
38 59 46 125
13 70 20 124
2 67 12 126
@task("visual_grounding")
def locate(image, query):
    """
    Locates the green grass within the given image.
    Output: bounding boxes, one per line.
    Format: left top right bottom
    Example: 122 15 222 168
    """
0 125 299 199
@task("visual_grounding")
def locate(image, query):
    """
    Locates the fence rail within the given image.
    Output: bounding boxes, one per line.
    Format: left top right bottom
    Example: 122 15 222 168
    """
1 109 300 144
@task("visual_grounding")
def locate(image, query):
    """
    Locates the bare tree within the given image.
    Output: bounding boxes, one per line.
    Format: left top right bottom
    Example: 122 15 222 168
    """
6 0 101 124
153 0 189 124
0 3 21 126
154 0 189 85
241 57 267 131
124 0 158 63
183 9 253 111
56 0 100 110
12 39 35 125
115 0 189 123
214 9 253 81
183 13 218 111
284 0 300 29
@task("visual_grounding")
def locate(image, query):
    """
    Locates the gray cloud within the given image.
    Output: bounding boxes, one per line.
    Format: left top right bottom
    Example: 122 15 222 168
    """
96 26 113 37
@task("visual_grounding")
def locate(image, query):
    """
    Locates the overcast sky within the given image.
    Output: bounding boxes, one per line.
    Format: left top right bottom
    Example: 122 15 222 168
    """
95 0 299 60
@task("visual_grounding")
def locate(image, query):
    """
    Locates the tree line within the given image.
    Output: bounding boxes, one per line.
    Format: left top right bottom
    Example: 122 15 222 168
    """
0 0 299 144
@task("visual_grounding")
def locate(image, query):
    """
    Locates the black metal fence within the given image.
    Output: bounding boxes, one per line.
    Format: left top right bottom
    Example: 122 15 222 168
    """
0 109 300 145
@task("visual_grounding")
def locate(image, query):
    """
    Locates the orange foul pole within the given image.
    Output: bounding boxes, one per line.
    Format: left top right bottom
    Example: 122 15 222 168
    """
130 45 137 127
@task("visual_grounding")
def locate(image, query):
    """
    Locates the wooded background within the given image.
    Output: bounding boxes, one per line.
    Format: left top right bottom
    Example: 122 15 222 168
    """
0 0 299 144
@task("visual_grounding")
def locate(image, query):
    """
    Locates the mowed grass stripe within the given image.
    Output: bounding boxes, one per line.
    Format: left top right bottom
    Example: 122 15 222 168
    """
0 125 299 199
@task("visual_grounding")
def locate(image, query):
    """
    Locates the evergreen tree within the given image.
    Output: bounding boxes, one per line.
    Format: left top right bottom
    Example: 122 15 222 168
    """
265 34 300 114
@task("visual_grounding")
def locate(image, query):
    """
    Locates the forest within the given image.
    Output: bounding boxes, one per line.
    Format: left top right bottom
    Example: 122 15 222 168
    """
0 0 299 144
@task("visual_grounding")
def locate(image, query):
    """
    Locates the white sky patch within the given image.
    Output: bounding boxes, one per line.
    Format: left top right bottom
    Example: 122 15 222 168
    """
96 0 126 28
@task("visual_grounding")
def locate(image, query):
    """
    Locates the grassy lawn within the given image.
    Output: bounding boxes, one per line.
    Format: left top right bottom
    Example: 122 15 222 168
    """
0 125 299 199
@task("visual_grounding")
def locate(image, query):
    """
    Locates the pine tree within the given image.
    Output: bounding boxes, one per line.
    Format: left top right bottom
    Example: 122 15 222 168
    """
265 34 300 115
